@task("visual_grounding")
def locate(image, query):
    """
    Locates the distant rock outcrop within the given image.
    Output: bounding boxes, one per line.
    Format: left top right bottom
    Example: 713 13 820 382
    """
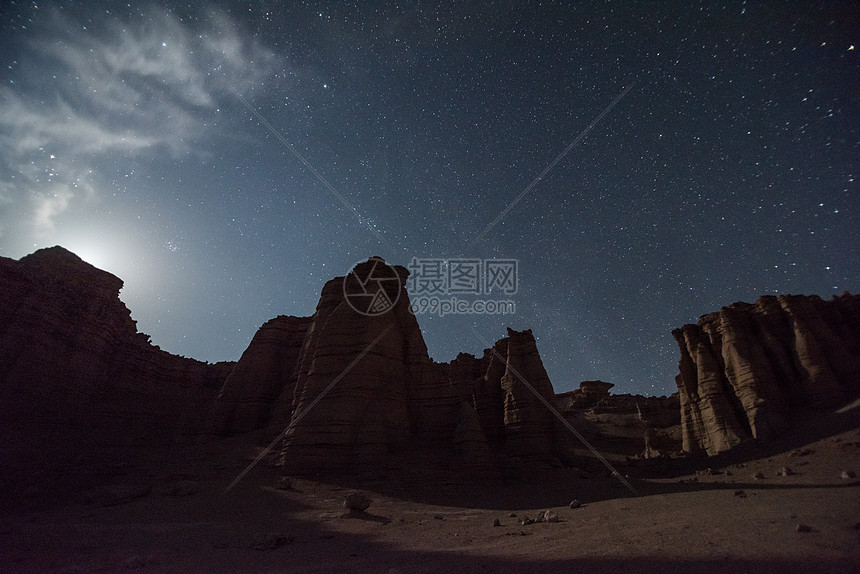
557 382 681 458
673 293 860 455
0 247 233 492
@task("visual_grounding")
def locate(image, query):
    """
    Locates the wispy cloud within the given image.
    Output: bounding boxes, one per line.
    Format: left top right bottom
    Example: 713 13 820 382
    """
0 6 277 238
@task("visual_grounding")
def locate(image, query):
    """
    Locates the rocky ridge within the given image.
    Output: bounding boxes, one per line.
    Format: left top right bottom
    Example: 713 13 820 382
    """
3 246 856 499
0 247 233 493
210 257 564 477
673 293 860 455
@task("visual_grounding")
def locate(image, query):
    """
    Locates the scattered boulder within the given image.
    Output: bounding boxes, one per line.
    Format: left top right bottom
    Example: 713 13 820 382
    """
840 470 856 479
493 518 501 527
778 467 794 477
542 510 559 523
753 470 766 480
343 492 371 512
795 524 813 533
569 499 581 509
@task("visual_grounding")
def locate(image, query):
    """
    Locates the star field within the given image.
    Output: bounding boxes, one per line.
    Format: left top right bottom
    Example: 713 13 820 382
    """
1 1 857 395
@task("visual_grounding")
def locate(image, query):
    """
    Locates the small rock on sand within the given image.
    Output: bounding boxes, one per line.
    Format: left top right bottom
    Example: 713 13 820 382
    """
543 510 559 523
343 492 371 512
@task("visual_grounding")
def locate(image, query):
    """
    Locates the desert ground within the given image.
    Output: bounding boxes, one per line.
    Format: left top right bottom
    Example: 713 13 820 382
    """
2 402 858 574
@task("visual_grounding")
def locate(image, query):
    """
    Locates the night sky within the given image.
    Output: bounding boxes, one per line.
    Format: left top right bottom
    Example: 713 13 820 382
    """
1 1 857 396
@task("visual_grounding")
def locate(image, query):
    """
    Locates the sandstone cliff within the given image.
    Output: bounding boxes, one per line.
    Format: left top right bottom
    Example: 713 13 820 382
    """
207 315 312 436
673 293 860 455
206 257 565 477
0 247 233 491
2 246 696 487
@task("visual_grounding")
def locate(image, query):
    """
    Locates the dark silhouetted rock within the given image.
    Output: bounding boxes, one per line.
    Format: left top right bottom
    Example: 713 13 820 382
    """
250 258 569 476
0 247 233 499
276 259 419 473
0 249 596 486
208 315 311 436
497 327 557 459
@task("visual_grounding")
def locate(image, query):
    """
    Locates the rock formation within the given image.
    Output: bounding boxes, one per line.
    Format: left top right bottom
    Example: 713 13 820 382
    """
207 315 311 436
673 293 860 455
556 382 681 457
0 248 578 487
19 247 825 488
207 257 566 477
0 247 233 493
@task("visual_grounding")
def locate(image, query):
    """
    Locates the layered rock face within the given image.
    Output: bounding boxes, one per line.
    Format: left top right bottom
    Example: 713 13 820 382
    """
275 260 422 473
556 382 681 457
0 247 232 489
496 328 558 459
673 293 860 455
208 257 565 476
207 315 312 436
0 247 621 483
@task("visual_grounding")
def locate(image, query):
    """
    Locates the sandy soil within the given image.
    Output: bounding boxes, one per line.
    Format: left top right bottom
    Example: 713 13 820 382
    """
2 412 859 574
